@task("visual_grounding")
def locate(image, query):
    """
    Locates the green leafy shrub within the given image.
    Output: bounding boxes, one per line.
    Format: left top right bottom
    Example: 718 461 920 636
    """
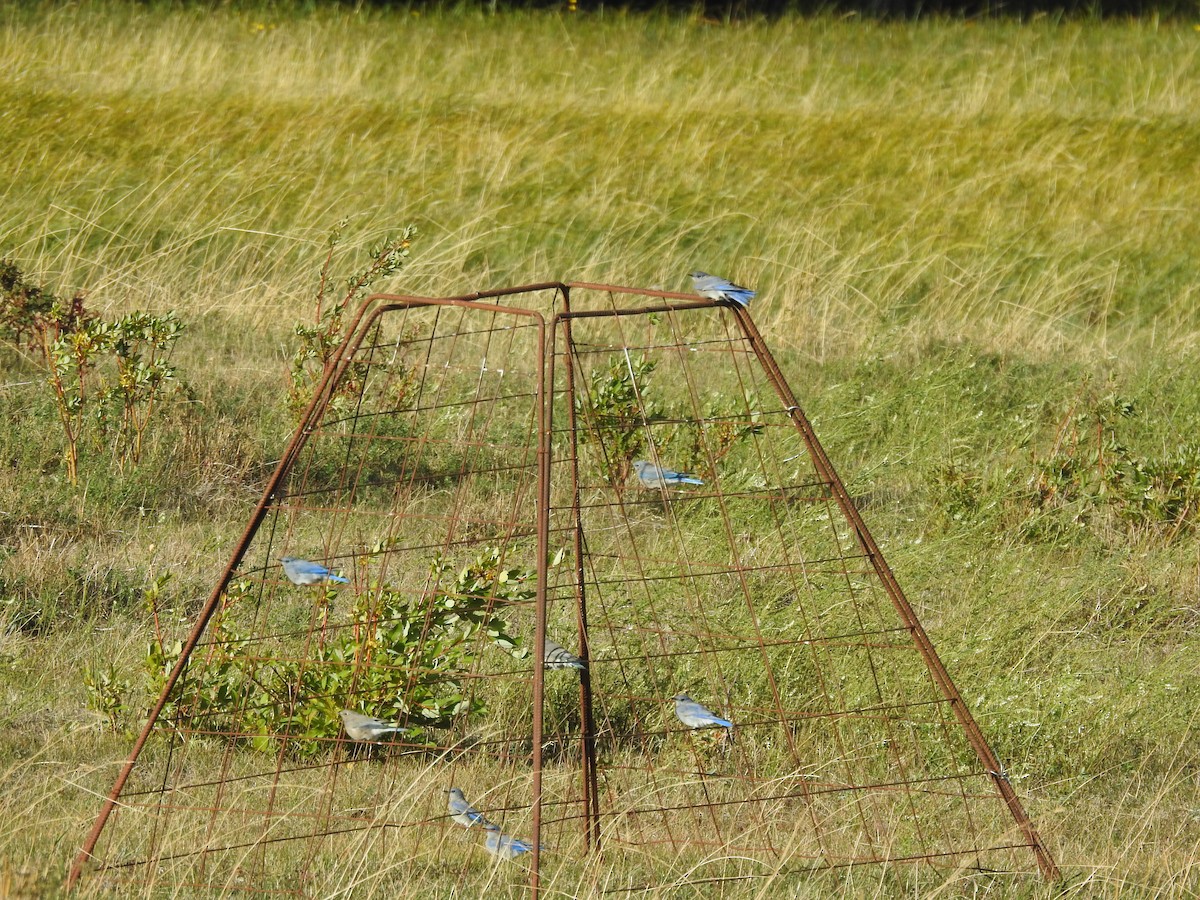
288 222 417 419
145 546 528 759
1022 384 1200 540
1106 442 1200 532
83 663 134 736
97 311 186 467
0 258 186 483
578 353 659 491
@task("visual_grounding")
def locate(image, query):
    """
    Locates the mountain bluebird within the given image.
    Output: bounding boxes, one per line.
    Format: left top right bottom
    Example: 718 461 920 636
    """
673 693 733 730
543 637 586 671
633 459 703 489
281 556 349 586
338 709 407 742
484 825 540 860
689 271 756 308
446 787 496 829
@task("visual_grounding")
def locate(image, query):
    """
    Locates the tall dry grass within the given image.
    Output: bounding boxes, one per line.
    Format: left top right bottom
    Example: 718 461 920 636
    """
2 3 1200 897
1 5 1197 353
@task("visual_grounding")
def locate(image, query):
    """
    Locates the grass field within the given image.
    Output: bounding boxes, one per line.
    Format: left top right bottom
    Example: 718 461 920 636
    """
2 2 1200 896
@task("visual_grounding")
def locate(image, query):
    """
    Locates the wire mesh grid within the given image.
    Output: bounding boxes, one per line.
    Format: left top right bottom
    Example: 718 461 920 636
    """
70 283 1056 897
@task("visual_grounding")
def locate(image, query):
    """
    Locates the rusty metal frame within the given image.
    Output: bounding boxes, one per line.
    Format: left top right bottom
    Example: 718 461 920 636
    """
69 278 1059 895
558 280 1060 883
68 283 563 892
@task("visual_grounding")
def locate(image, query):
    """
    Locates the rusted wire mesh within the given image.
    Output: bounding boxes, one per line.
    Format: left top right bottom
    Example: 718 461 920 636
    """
70 283 1056 897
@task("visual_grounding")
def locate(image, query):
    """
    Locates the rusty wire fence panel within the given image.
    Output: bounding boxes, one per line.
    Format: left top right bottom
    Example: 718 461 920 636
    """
548 285 1054 892
70 283 1055 897
73 291 565 896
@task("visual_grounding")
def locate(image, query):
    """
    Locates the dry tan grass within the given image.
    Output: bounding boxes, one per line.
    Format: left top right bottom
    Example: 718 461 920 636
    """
2 4 1200 897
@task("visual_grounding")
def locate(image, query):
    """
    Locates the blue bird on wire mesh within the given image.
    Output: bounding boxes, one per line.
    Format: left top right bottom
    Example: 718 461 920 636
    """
281 556 349 586
338 709 407 742
484 825 541 860
446 787 496 830
673 693 734 730
543 637 586 671
633 459 704 489
689 271 756 308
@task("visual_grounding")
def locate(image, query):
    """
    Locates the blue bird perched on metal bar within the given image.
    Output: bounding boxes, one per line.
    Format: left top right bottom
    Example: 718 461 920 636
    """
446 787 496 830
673 693 734 730
543 637 586 671
689 271 756 308
281 556 349 586
484 825 542 860
338 709 407 742
633 459 703 489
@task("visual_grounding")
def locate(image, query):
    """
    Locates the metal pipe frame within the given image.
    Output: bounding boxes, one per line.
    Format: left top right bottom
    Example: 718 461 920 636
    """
69 279 1058 896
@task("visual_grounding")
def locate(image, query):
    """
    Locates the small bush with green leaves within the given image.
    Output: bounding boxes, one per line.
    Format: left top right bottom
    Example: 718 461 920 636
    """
145 546 529 759
96 311 186 467
1020 386 1200 540
578 353 660 490
578 353 765 490
288 221 417 419
0 258 185 484
83 663 134 736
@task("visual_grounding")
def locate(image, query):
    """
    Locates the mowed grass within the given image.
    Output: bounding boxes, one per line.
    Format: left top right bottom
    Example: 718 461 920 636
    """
2 2 1200 896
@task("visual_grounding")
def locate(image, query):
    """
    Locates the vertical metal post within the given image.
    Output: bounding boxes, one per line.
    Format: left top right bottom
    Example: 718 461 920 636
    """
530 313 551 900
553 299 602 852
